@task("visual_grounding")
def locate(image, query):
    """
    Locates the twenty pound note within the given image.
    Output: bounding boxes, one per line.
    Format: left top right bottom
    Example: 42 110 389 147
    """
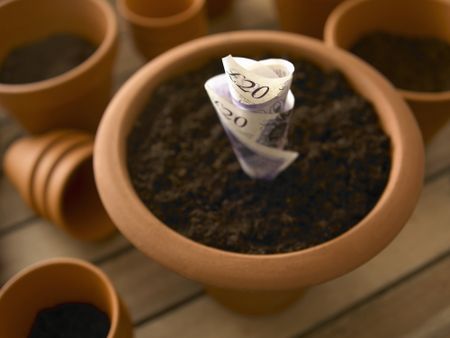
204 55 298 180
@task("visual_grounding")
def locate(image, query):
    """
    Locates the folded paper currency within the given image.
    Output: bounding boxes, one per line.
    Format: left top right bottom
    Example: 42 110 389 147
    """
204 55 298 180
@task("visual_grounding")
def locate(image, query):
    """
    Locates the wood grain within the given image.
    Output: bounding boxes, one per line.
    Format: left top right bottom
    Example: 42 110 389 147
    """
301 254 450 338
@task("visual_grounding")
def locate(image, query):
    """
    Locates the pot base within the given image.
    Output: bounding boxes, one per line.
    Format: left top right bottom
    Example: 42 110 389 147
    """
205 286 305 315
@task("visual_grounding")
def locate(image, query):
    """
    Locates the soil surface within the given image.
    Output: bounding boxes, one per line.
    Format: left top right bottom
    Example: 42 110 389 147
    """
127 57 391 254
351 32 450 92
28 302 110 338
0 34 96 84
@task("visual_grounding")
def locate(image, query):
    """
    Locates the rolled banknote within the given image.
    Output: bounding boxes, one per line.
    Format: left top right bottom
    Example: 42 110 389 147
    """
204 55 298 180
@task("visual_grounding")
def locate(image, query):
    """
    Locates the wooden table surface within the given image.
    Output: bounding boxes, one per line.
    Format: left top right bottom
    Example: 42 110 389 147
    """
1 1 450 337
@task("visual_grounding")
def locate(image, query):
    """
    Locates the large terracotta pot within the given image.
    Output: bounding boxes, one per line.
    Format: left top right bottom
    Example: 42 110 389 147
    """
94 31 424 314
0 258 133 338
117 0 208 60
275 0 344 39
0 0 118 134
324 0 450 144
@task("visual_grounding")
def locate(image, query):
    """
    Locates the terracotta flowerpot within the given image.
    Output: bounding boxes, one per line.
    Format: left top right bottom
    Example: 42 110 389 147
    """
0 258 133 338
94 31 424 314
117 0 208 60
206 0 234 18
324 0 450 144
0 0 118 134
275 0 344 39
3 130 117 241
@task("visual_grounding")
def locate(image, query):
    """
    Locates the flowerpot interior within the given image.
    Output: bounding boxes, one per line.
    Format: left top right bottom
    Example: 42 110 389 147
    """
0 261 117 338
49 145 117 241
95 31 423 290
125 0 195 18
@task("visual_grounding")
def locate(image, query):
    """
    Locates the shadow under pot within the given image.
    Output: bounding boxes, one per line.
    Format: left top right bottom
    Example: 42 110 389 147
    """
3 130 117 241
0 258 133 338
324 0 450 144
94 31 424 315
0 0 118 134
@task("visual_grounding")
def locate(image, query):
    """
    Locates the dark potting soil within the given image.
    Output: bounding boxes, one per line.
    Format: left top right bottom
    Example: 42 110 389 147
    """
351 32 450 92
127 58 391 254
0 34 96 84
28 303 110 338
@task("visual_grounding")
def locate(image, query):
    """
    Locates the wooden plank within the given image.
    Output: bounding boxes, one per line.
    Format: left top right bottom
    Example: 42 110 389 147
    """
0 177 35 231
100 249 201 324
0 218 129 283
135 171 450 338
404 305 450 338
301 255 450 338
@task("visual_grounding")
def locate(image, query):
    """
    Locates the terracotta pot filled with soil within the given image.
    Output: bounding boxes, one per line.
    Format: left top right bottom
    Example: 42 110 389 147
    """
275 0 344 39
324 0 450 144
94 31 424 314
0 258 133 338
0 0 118 134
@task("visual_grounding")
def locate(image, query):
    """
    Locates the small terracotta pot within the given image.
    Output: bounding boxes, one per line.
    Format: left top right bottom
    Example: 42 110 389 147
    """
117 0 208 60
206 0 234 18
3 131 117 241
324 0 450 144
275 0 344 39
0 0 118 134
0 258 133 338
94 31 424 314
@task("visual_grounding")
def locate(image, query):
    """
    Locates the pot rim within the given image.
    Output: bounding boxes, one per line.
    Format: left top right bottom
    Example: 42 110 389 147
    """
47 142 94 237
0 258 120 337
94 30 424 289
0 0 118 94
324 0 450 103
117 0 205 28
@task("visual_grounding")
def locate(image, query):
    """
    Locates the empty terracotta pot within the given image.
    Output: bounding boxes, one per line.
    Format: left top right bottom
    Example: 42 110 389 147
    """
94 31 424 314
206 0 234 18
117 0 208 60
0 0 118 134
275 0 344 39
3 130 117 241
0 258 133 338
324 0 450 144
